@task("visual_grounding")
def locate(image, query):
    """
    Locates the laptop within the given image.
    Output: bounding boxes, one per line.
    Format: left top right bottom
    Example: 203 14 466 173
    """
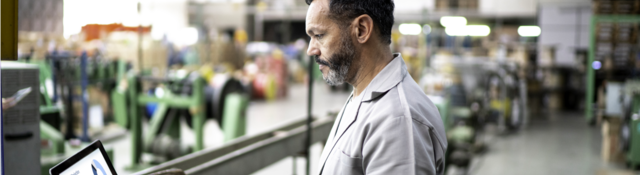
49 140 117 175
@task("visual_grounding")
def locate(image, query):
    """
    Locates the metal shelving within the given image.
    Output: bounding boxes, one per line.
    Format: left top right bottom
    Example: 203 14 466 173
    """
586 15 640 122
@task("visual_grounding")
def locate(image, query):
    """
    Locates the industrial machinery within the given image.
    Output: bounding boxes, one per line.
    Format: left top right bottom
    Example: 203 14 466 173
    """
421 73 480 172
431 94 476 171
111 70 249 170
484 63 525 131
131 60 326 174
619 80 640 169
2 62 42 175
422 56 526 172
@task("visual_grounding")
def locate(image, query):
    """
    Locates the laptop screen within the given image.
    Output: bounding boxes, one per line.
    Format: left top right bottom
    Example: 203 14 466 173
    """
60 149 113 175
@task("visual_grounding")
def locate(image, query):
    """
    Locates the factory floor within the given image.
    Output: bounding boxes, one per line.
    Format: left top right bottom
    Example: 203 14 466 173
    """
105 84 638 175
451 112 637 175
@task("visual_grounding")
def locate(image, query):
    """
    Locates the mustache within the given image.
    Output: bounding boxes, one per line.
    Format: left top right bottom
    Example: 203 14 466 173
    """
314 56 331 66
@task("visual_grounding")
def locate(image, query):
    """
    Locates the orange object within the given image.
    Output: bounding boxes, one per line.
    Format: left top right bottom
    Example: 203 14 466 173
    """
81 23 152 41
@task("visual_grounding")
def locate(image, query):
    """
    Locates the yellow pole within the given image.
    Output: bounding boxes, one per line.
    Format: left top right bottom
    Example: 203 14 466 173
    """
1 0 18 60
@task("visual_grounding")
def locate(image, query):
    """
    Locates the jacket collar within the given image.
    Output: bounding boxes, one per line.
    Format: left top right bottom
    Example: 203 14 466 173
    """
361 53 407 102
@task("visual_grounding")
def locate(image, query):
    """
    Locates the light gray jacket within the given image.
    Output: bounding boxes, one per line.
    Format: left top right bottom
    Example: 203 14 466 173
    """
318 54 447 175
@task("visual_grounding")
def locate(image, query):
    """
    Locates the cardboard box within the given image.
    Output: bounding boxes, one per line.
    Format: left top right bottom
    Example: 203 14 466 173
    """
602 117 625 163
436 0 449 10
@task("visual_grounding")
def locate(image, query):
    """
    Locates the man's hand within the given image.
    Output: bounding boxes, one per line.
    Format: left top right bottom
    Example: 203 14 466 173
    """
2 98 16 110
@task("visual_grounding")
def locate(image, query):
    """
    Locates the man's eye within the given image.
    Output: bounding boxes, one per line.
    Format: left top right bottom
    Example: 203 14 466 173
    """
315 34 323 39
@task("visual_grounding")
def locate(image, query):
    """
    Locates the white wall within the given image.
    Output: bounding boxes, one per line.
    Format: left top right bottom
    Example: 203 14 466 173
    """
538 3 591 66
146 1 190 40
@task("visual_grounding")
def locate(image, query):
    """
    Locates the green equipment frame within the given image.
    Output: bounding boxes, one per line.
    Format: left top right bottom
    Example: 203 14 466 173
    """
112 73 248 171
114 74 207 170
625 83 640 168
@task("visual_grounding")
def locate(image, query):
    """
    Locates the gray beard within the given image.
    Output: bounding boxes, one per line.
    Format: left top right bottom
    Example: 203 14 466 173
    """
324 63 349 85
321 33 356 86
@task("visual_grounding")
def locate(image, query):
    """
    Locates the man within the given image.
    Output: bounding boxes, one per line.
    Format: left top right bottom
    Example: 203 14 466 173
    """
305 0 447 174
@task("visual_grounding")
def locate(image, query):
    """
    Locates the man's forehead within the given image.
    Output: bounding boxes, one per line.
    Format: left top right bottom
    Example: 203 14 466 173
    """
306 0 330 27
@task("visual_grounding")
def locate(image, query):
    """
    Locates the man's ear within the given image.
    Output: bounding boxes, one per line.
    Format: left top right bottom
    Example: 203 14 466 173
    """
352 14 374 44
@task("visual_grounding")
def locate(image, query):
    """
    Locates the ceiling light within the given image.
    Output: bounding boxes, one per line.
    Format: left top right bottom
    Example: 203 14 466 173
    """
445 26 466 36
440 16 467 27
399 23 422 35
518 26 541 37
466 25 490 36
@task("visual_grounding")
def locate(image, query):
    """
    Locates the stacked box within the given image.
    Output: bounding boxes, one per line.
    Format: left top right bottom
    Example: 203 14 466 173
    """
436 0 450 10
593 10 639 72
458 0 478 9
615 23 638 43
594 0 640 14
594 0 615 14
602 118 626 162
597 23 615 42
613 43 634 68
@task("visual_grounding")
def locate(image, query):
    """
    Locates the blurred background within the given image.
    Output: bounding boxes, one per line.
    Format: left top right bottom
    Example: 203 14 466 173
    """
1 0 639 174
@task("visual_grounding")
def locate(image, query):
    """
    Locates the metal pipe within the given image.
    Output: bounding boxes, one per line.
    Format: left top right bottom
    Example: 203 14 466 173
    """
292 155 297 175
184 117 333 175
134 118 312 174
138 2 143 72
80 52 90 142
306 56 314 175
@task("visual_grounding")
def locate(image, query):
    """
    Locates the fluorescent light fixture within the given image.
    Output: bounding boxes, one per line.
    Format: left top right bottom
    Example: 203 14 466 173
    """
518 26 541 37
445 25 491 36
440 16 467 27
399 23 422 35
168 27 199 46
445 26 466 36
466 25 490 36
423 24 432 35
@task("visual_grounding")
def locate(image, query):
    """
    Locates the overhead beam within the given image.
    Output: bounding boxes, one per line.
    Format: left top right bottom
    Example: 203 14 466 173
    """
1 0 18 60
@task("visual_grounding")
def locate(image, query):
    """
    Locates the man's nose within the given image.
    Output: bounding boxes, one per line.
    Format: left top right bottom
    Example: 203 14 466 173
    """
307 41 320 57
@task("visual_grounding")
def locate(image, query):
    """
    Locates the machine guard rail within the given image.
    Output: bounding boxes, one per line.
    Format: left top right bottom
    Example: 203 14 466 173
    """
134 116 334 175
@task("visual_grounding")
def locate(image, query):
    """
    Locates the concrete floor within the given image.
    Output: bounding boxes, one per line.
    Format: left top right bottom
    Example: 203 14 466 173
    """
456 112 633 175
105 83 638 175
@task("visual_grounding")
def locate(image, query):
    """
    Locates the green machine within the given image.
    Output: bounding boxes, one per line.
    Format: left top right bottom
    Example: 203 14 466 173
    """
424 60 522 172
111 71 249 170
430 88 477 172
621 81 640 169
627 106 640 169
